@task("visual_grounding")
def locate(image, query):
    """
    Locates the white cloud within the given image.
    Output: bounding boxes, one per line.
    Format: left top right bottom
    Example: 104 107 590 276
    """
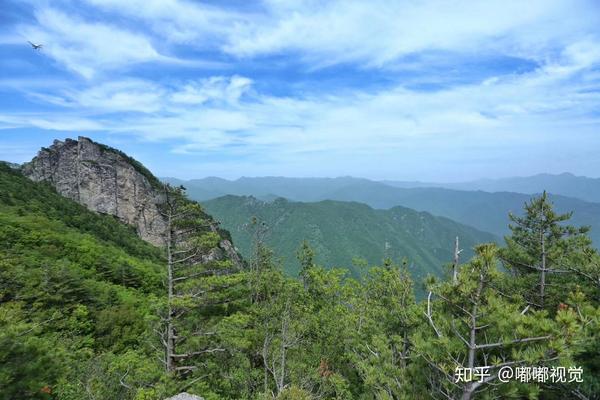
4 53 600 178
9 38 600 151
82 0 246 44
63 54 600 153
0 114 105 131
78 0 600 68
231 0 600 67
34 79 167 113
4 0 600 179
170 75 253 105
23 75 253 114
17 0 600 77
20 8 162 78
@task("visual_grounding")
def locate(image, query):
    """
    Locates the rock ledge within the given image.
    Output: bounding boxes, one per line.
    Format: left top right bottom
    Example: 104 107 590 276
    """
165 393 204 400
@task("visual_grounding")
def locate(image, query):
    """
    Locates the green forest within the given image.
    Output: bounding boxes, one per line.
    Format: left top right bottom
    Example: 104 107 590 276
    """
1 162 600 400
201 195 496 280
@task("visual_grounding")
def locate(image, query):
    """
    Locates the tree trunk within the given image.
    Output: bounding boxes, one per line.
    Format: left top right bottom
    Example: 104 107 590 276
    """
453 236 460 284
166 213 176 373
540 234 546 308
277 307 288 394
463 272 484 400
539 201 546 308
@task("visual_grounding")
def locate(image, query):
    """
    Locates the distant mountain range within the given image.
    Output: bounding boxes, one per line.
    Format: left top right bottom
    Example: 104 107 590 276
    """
382 172 600 203
164 175 600 246
163 176 372 203
202 196 497 281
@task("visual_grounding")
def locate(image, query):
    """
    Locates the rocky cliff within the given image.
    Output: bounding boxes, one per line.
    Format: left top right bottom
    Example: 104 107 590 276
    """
22 137 242 266
22 137 166 245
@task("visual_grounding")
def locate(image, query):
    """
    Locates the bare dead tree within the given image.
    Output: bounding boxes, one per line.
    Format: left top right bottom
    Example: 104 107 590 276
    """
452 236 462 284
261 298 302 396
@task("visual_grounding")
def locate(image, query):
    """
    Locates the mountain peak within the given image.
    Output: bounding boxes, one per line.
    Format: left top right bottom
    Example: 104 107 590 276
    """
22 136 168 245
20 138 242 268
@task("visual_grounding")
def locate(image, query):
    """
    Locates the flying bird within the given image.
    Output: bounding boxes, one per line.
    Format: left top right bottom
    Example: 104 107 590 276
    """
28 41 43 50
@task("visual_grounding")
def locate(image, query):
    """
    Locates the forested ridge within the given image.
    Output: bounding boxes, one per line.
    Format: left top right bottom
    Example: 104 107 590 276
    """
169 176 600 247
1 163 600 399
202 195 497 281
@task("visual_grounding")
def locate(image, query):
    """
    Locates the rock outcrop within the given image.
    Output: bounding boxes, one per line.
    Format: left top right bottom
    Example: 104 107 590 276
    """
165 393 204 400
23 137 167 245
22 137 242 266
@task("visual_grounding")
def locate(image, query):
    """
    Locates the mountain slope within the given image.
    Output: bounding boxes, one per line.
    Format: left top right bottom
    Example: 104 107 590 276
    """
0 162 165 398
174 176 600 246
202 196 497 281
1 141 248 399
323 184 600 245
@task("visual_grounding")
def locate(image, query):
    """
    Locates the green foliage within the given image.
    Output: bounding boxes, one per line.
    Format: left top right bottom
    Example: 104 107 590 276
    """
0 166 165 399
503 192 591 271
93 140 163 190
276 386 312 400
0 163 162 261
202 195 497 282
297 240 316 281
412 243 584 399
497 194 600 399
2 165 600 399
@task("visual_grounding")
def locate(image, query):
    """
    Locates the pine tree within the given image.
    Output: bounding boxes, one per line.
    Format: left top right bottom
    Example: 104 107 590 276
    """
415 243 579 400
159 184 243 377
501 192 592 309
350 262 418 398
297 240 316 288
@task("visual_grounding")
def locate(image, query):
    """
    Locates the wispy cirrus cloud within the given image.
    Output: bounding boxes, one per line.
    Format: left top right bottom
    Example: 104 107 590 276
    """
79 0 600 68
16 0 600 79
0 113 104 131
25 75 253 113
170 76 253 105
82 0 247 44
19 8 161 78
21 42 598 155
2 0 600 179
17 6 223 79
4 33 600 178
31 79 167 113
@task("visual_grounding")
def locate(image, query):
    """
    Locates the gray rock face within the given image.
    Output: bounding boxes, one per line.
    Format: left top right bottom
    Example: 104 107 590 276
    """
22 137 167 245
165 393 204 400
22 137 243 267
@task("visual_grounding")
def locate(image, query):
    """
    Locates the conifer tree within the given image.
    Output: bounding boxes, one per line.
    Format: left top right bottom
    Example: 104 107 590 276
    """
297 240 316 288
415 243 579 400
350 262 418 399
501 192 592 309
159 184 243 376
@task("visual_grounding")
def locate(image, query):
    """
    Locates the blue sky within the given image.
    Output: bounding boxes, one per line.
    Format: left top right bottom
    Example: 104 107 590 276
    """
1 0 600 181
